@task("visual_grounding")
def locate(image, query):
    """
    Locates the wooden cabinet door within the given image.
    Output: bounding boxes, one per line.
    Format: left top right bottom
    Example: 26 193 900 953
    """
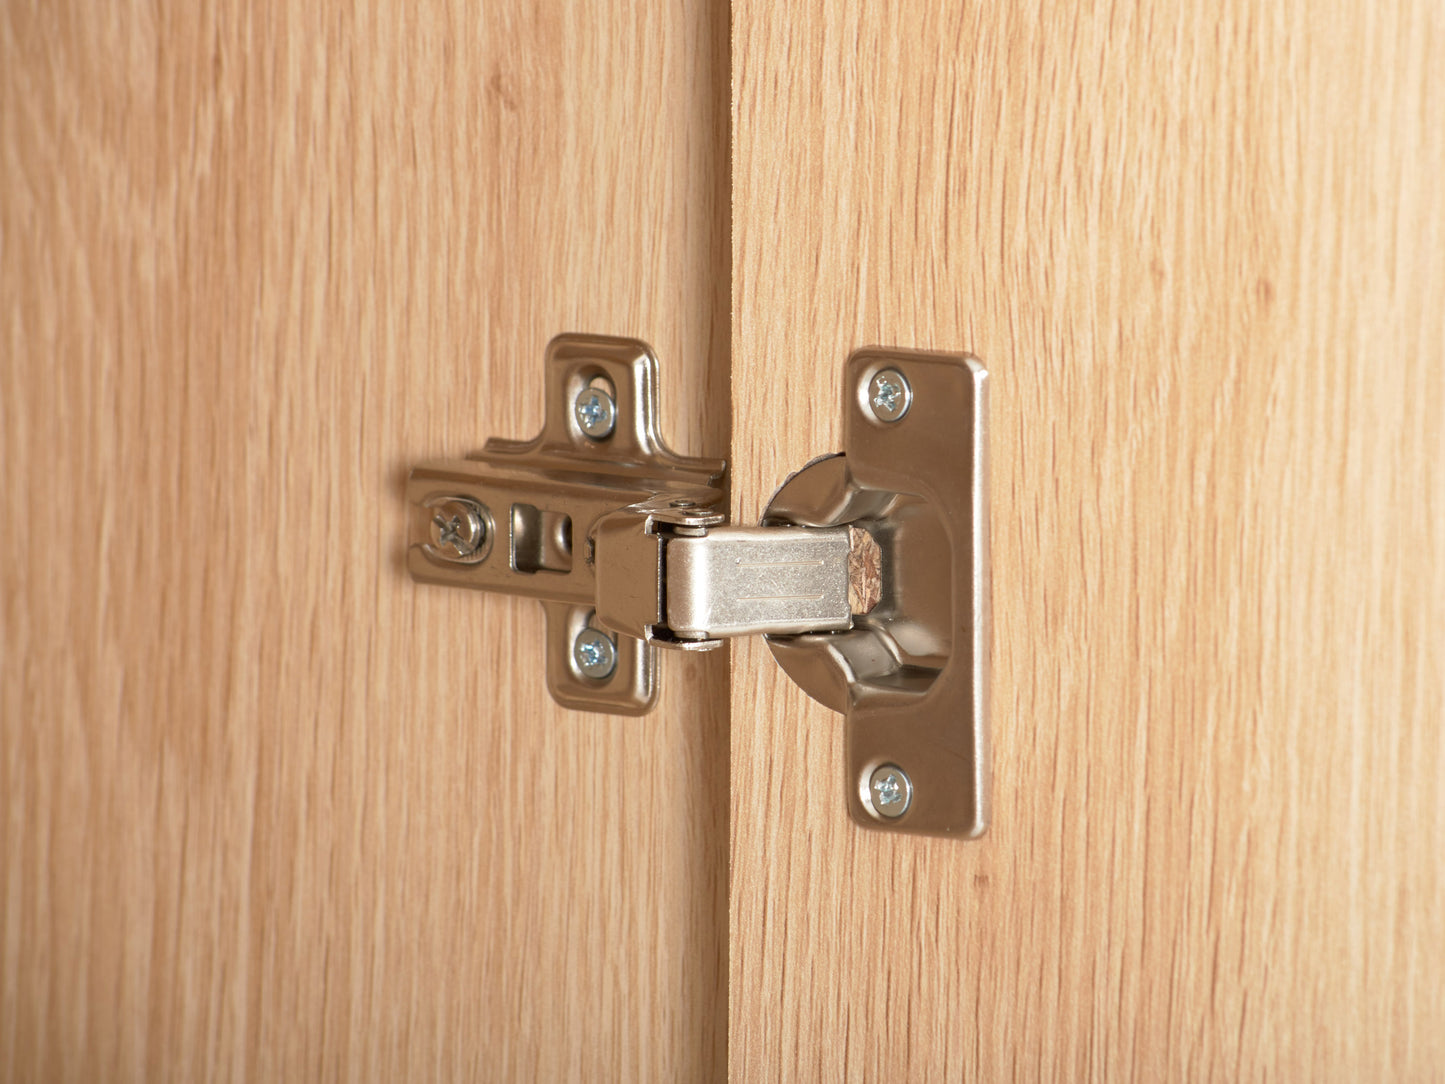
729 3 1445 1079
9 3 1444 1081
1 3 727 1080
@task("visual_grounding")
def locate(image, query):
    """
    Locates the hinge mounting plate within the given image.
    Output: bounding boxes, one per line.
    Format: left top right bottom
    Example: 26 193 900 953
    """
407 334 727 715
763 348 991 837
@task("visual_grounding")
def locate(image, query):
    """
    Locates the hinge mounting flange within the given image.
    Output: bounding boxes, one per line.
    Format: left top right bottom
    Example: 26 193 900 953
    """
407 333 727 715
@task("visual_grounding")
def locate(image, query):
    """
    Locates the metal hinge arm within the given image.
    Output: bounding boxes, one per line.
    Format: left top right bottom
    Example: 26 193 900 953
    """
664 526 853 640
593 510 856 646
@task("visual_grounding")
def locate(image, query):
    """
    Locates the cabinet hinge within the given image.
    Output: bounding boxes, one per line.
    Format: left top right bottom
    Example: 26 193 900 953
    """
407 333 990 837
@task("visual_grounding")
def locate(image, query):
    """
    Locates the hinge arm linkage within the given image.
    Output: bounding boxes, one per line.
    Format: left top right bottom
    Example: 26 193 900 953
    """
594 517 869 649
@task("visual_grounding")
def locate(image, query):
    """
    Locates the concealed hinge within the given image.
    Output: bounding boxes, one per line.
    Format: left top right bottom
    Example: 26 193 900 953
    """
408 333 990 837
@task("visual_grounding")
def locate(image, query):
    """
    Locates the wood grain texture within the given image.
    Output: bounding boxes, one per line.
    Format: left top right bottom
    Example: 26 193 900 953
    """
1 1 729 1080
731 3 1445 1080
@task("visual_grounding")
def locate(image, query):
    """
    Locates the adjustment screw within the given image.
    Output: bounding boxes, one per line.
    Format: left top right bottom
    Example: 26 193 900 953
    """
868 764 913 818
572 627 618 680
428 498 488 558
574 385 617 439
867 368 912 423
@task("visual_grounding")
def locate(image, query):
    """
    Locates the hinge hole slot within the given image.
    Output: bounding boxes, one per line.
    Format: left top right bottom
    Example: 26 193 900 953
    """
511 504 573 573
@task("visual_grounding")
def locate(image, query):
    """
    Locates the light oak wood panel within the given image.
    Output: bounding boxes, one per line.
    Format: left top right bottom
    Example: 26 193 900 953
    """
731 3 1444 1079
1 1 728 1079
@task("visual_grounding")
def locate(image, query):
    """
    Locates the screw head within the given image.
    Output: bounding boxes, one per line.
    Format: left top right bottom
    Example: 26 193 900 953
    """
572 627 618 680
574 385 617 439
867 764 913 818
867 368 913 423
428 498 488 558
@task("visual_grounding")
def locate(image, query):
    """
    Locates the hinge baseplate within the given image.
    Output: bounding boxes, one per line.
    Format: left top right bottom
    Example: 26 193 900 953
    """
408 334 728 715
